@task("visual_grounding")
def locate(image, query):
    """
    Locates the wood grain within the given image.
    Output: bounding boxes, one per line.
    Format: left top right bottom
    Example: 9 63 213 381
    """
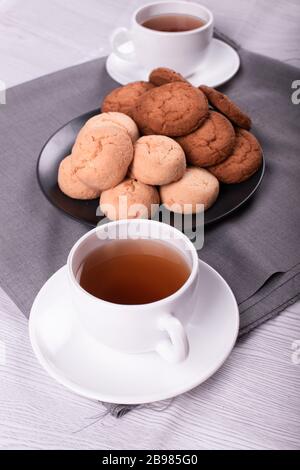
0 0 299 88
0 286 299 450
0 0 300 450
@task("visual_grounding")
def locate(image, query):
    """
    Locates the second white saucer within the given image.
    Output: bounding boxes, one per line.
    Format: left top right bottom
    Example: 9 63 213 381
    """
29 260 239 404
106 38 240 87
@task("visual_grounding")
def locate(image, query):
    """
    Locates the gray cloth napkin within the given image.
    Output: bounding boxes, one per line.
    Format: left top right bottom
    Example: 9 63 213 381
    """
0 48 299 415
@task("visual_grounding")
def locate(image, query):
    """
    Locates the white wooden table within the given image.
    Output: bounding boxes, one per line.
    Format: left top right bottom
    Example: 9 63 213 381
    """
0 0 300 450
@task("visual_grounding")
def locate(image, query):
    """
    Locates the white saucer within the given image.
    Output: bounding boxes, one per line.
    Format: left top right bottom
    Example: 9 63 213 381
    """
29 261 239 404
106 38 240 87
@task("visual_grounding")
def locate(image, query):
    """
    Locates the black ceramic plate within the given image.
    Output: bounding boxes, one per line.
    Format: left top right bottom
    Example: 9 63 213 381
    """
37 109 265 228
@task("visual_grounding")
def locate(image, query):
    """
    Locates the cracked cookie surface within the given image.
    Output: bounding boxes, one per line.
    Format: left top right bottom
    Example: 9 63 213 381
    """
133 82 209 137
208 129 263 183
71 124 133 190
160 167 219 214
129 135 186 185
177 111 235 167
101 82 154 118
149 67 187 86
58 155 100 200
100 178 160 220
200 85 252 130
82 112 139 143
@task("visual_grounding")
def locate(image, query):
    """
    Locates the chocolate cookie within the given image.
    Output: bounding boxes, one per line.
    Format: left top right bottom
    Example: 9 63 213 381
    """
149 67 187 86
199 85 252 130
177 111 235 167
209 129 263 183
101 81 154 118
133 82 209 137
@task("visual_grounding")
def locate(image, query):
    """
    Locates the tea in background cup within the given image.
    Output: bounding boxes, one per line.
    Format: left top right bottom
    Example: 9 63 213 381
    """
111 1 214 76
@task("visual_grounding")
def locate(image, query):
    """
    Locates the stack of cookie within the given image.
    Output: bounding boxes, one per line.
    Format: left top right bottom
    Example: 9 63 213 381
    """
58 112 137 200
58 111 164 219
58 67 263 220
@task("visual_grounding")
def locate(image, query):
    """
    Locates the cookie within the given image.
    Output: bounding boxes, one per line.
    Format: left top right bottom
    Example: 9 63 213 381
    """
83 112 139 143
133 82 209 137
129 135 186 185
160 167 219 214
58 156 100 200
208 129 263 183
177 111 235 167
71 125 133 190
149 67 187 86
100 178 160 220
101 81 154 118
199 85 252 130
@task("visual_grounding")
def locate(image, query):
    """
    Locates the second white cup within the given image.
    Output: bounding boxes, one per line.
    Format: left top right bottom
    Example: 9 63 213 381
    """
111 1 214 76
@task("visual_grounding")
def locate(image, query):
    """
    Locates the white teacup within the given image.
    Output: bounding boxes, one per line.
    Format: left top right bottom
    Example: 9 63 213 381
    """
111 1 214 77
67 219 199 364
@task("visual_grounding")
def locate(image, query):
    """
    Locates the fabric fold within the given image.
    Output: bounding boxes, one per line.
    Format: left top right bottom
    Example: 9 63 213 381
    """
0 48 299 336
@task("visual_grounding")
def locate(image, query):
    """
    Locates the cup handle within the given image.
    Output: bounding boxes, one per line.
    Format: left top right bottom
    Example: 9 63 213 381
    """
156 313 189 364
110 27 136 62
